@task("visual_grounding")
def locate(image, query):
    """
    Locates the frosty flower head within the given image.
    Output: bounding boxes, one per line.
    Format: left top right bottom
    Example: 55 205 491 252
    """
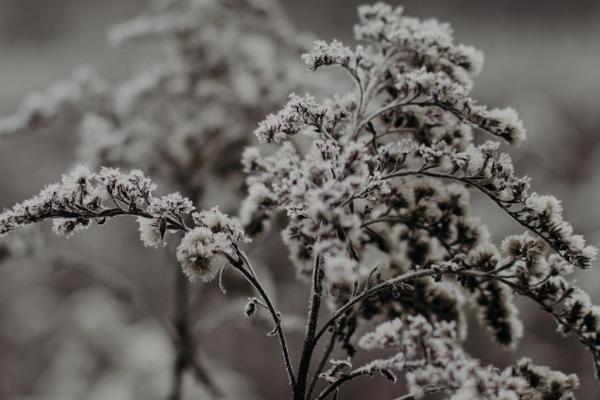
516 358 579 399
149 193 195 217
193 206 249 244
176 227 231 282
253 93 349 144
176 207 248 282
301 40 357 72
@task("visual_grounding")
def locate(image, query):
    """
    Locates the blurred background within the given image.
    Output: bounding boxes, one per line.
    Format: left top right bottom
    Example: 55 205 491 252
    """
0 0 599 399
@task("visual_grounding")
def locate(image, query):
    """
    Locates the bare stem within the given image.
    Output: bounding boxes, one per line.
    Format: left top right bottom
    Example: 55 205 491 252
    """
229 248 297 391
295 253 323 400
314 268 439 344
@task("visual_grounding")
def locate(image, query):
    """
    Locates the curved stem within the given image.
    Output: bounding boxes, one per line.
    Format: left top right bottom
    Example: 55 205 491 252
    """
314 268 438 344
229 249 297 391
382 169 575 267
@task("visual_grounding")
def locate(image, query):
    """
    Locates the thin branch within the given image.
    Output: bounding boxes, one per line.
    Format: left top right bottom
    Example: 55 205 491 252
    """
381 169 576 267
307 326 338 400
229 248 297 391
314 268 439 344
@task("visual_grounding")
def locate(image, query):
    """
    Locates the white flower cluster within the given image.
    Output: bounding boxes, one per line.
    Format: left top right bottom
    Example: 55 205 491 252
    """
254 93 350 144
379 138 597 269
0 165 183 242
301 40 359 72
0 166 156 238
0 165 253 283
355 315 577 400
176 207 249 282
353 3 484 83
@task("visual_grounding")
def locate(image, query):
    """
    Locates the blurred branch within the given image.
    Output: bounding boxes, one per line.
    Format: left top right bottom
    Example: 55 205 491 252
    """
169 262 221 400
51 248 176 339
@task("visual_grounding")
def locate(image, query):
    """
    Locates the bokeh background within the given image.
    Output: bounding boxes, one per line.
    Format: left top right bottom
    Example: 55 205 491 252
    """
1 0 599 399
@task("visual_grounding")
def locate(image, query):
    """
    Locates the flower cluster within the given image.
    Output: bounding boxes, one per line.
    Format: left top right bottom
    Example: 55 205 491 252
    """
0 165 254 286
0 166 186 238
301 40 359 72
351 315 578 399
254 93 350 144
177 206 249 282
394 69 527 144
243 0 598 384
0 2 598 399
353 3 484 82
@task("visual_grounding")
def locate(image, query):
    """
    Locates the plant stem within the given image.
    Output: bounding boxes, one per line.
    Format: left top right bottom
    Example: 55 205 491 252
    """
314 268 439 344
230 249 297 391
295 254 323 400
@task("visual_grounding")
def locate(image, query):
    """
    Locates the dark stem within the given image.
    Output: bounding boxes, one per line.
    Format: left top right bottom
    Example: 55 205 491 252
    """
314 268 439 344
295 254 323 400
230 249 297 391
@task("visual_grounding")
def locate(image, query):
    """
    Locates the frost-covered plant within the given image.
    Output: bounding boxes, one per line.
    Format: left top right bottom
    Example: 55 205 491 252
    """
1 2 599 400
0 0 307 397
240 2 597 398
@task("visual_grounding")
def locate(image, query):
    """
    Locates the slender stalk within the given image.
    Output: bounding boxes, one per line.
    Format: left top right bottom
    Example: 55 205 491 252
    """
314 268 439 344
295 253 323 400
229 249 297 391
